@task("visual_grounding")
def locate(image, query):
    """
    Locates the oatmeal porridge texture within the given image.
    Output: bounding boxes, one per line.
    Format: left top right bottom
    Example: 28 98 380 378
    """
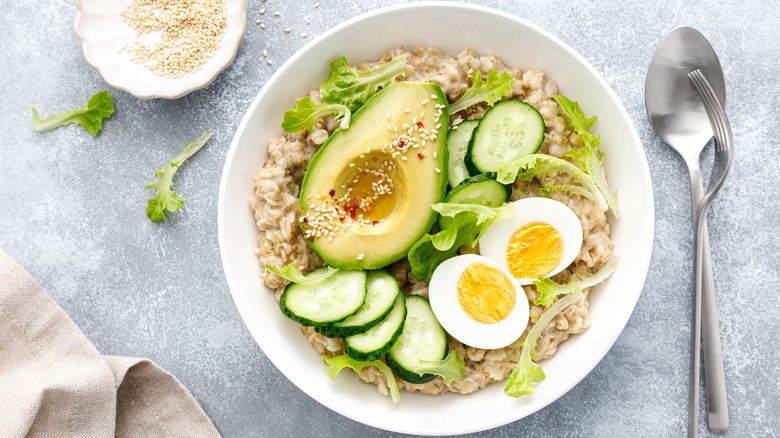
249 47 613 397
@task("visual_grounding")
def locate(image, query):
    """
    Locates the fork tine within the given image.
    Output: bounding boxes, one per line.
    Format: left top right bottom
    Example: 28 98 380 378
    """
688 70 729 152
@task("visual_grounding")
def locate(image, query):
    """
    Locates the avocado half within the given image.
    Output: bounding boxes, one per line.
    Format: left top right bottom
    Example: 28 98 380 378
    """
299 82 449 270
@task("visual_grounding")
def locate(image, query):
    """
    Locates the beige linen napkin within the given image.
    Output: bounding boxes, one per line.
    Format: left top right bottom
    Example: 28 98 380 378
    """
0 251 221 438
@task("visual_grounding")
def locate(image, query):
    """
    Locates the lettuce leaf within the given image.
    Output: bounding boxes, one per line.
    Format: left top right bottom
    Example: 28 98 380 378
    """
265 262 338 284
32 90 114 136
145 133 212 223
449 69 515 114
408 203 513 281
505 291 584 397
497 154 608 211
533 257 619 308
281 96 351 133
553 95 619 218
415 351 465 385
538 184 607 206
322 354 400 403
320 55 407 112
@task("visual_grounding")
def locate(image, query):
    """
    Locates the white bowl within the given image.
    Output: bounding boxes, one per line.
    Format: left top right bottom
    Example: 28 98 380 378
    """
75 0 246 99
218 2 654 435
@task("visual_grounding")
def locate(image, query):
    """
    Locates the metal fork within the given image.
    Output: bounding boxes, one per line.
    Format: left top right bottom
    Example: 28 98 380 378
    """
687 69 733 438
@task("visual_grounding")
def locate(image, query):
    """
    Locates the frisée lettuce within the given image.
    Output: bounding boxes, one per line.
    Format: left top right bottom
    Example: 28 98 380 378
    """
553 95 619 218
408 203 513 282
323 354 401 403
282 96 351 133
533 257 619 308
320 55 408 112
505 292 584 397
449 69 514 114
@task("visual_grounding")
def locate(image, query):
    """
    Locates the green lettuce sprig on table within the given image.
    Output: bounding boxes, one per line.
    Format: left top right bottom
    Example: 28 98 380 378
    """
449 69 514 114
408 203 513 282
265 262 338 284
281 97 351 133
323 354 401 403
32 90 115 136
553 95 619 218
504 291 584 398
320 55 408 112
145 133 212 223
533 257 619 308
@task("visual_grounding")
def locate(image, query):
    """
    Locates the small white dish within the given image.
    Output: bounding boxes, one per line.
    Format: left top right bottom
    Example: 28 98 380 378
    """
219 2 654 435
75 0 247 99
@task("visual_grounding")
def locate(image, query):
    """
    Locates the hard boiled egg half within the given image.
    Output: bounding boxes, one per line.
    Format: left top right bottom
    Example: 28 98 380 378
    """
480 197 583 285
429 254 529 349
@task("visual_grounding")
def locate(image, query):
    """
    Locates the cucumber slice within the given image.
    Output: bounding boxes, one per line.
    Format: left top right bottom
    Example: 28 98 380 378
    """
279 268 367 327
466 99 545 174
446 120 479 188
386 295 447 384
344 293 406 361
316 270 401 338
437 173 511 230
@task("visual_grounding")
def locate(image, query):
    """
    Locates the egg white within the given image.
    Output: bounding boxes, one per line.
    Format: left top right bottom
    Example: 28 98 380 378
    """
428 254 530 350
479 197 583 285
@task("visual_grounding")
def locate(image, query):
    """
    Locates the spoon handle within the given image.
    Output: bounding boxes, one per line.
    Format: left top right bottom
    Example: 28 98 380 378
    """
689 171 729 434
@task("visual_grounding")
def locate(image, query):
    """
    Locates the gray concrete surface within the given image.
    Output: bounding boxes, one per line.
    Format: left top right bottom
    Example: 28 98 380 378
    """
1 0 779 436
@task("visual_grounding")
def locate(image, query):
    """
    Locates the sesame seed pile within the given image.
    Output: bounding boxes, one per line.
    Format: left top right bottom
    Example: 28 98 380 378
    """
300 94 446 256
120 0 227 79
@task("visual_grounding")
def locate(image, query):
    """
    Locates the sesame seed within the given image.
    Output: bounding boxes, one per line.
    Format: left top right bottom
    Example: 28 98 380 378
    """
386 113 391 120
274 11 281 16
435 168 441 173
433 152 438 159
314 2 320 8
404 108 411 113
284 27 291 33
255 19 261 24
267 59 273 65
401 156 408 161
262 49 268 57
120 0 227 78
348 163 356 168
431 94 438 99
421 99 429 105
260 22 266 29
259 8 266 14
301 32 308 38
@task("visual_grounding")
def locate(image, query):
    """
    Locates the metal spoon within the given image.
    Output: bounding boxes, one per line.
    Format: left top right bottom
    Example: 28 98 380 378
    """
645 26 729 434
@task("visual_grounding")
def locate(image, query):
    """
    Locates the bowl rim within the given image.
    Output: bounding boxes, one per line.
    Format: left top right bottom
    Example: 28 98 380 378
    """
218 1 654 435
73 0 247 100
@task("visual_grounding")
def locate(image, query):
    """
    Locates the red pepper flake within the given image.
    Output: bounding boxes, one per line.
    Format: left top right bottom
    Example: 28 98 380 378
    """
397 140 405 149
345 198 361 219
416 121 424 129
302 217 308 223
339 217 345 222
328 189 336 197
417 153 424 160
371 220 379 225
364 205 372 212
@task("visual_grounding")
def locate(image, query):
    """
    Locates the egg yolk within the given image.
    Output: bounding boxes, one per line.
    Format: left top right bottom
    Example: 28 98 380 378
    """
457 263 516 324
506 222 564 279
